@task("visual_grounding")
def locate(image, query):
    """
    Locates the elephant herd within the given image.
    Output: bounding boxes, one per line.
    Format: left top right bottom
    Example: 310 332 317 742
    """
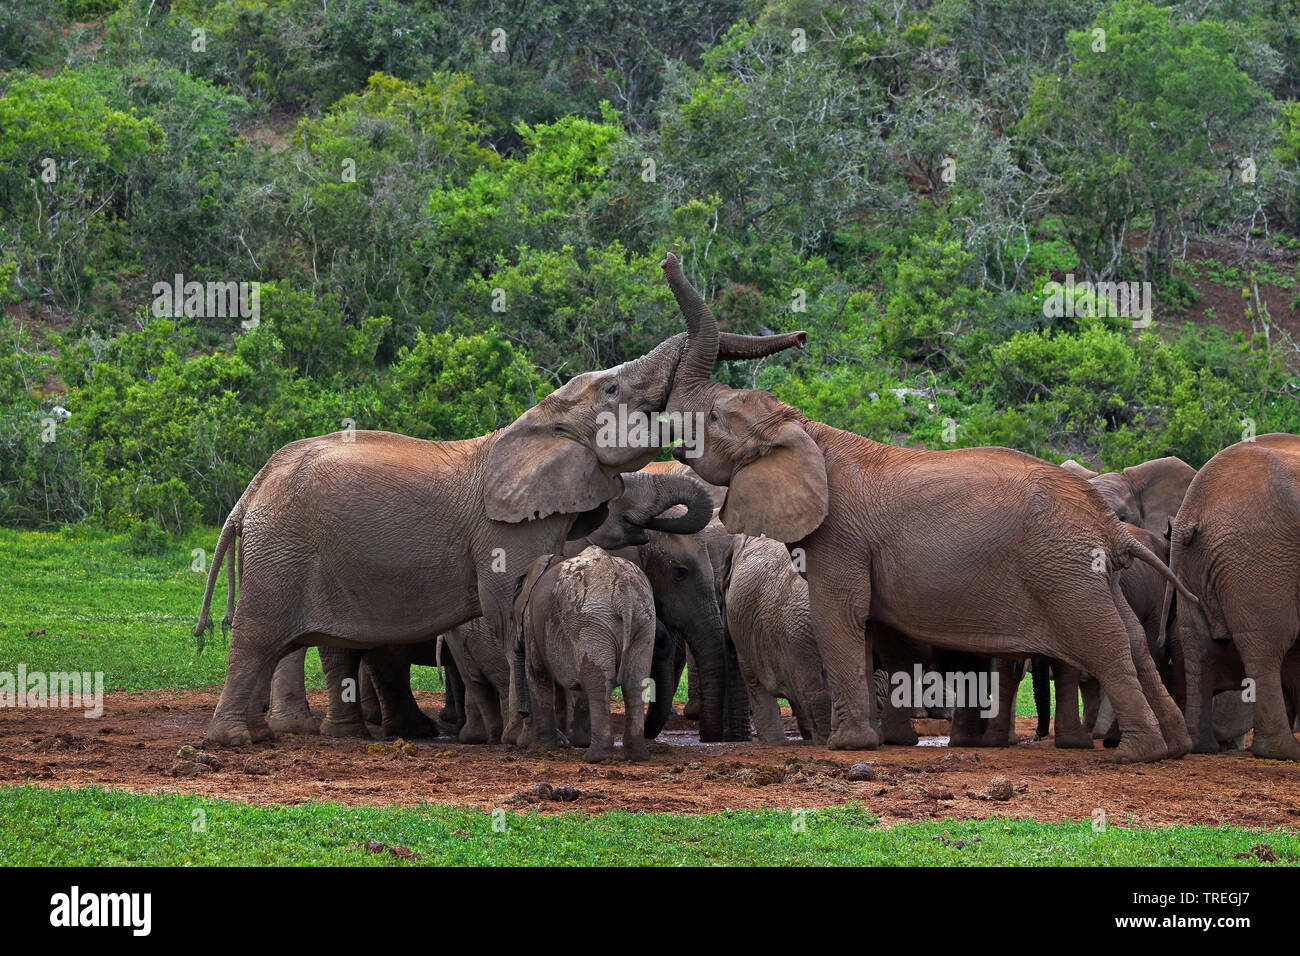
196 253 1300 765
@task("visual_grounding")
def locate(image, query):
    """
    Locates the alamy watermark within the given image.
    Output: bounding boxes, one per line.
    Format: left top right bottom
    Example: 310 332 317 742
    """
889 665 999 718
1040 274 1153 328
0 665 104 718
152 273 261 328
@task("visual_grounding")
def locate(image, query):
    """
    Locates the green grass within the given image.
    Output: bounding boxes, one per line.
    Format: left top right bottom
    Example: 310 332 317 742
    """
0 525 1044 712
1 785 1294 866
0 525 444 692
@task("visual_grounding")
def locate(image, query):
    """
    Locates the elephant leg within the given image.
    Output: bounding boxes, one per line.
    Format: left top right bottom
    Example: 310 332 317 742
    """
527 658 560 751
206 619 284 747
358 658 383 726
1094 693 1121 748
268 647 318 735
877 673 920 745
565 688 590 747
1071 616 1166 763
746 680 786 744
1080 676 1102 737
582 663 617 762
245 657 278 744
620 629 652 761
319 646 369 738
808 574 878 751
683 646 700 720
722 637 751 741
1030 658 1052 738
1051 662 1092 749
439 647 465 734
1180 633 1222 754
458 676 500 744
981 659 1021 746
643 621 677 739
1239 635 1300 760
368 651 439 739
1117 590 1190 758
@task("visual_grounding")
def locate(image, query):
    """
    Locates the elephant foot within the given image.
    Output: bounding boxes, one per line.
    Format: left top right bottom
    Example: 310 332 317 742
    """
458 726 489 745
268 710 319 735
246 716 277 744
1249 732 1300 761
882 723 920 746
683 701 700 720
827 721 880 751
204 719 252 748
381 712 439 739
320 717 370 738
361 704 383 725
583 744 619 762
1053 729 1095 750
533 732 562 750
947 730 986 748
1161 726 1192 760
1192 731 1221 754
1035 722 1050 739
438 706 460 726
1112 730 1167 764
623 739 650 762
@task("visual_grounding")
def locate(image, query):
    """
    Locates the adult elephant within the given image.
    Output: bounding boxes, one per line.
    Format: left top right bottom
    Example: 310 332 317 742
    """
1165 433 1300 759
194 325 805 747
657 252 1193 763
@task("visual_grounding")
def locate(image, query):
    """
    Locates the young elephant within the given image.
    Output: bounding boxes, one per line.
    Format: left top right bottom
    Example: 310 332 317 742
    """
516 547 656 762
722 535 831 743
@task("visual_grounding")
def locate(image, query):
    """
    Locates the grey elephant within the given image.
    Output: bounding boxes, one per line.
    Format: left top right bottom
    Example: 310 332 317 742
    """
657 251 1193 763
1166 433 1300 759
516 546 656 762
194 323 804 747
721 534 831 743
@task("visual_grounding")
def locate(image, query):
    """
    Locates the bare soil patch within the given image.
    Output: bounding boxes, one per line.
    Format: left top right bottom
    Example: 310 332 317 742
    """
1 689 1297 828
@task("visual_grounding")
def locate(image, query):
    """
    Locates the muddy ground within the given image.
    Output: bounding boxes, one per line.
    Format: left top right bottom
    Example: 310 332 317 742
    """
1 689 1297 828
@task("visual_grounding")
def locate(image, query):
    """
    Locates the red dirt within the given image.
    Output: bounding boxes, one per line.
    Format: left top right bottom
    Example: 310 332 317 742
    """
1 689 1297 828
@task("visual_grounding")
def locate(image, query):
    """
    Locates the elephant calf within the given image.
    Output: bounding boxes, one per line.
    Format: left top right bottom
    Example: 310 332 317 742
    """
516 547 656 762
723 535 831 743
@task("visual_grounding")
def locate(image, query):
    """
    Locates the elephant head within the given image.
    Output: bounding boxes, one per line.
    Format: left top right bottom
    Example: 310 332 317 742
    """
484 322 807 526
660 252 829 544
586 471 715 550
1084 458 1196 534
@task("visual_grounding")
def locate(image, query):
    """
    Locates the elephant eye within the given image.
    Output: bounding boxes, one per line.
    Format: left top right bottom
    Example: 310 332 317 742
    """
605 382 619 395
673 564 689 581
708 410 719 423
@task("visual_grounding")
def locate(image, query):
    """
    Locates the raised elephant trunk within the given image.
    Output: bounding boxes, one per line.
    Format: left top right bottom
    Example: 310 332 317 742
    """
659 253 805 397
662 252 719 388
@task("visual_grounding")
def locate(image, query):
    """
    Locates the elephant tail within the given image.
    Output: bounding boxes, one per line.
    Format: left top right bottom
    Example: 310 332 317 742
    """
193 501 242 649
1116 527 1197 606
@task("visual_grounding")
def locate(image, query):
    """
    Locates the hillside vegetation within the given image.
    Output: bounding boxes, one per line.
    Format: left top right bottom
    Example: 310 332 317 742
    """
3 0 1299 538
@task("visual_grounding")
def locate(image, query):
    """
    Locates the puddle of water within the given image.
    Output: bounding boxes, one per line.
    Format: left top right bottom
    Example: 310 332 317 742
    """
917 736 950 747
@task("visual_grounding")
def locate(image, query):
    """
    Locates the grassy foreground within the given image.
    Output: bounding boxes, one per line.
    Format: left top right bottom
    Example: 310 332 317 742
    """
0 526 1045 714
1 786 1295 866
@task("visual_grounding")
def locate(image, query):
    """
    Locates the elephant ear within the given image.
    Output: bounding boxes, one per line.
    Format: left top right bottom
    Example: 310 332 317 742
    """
1060 459 1098 480
485 421 623 523
720 422 828 543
